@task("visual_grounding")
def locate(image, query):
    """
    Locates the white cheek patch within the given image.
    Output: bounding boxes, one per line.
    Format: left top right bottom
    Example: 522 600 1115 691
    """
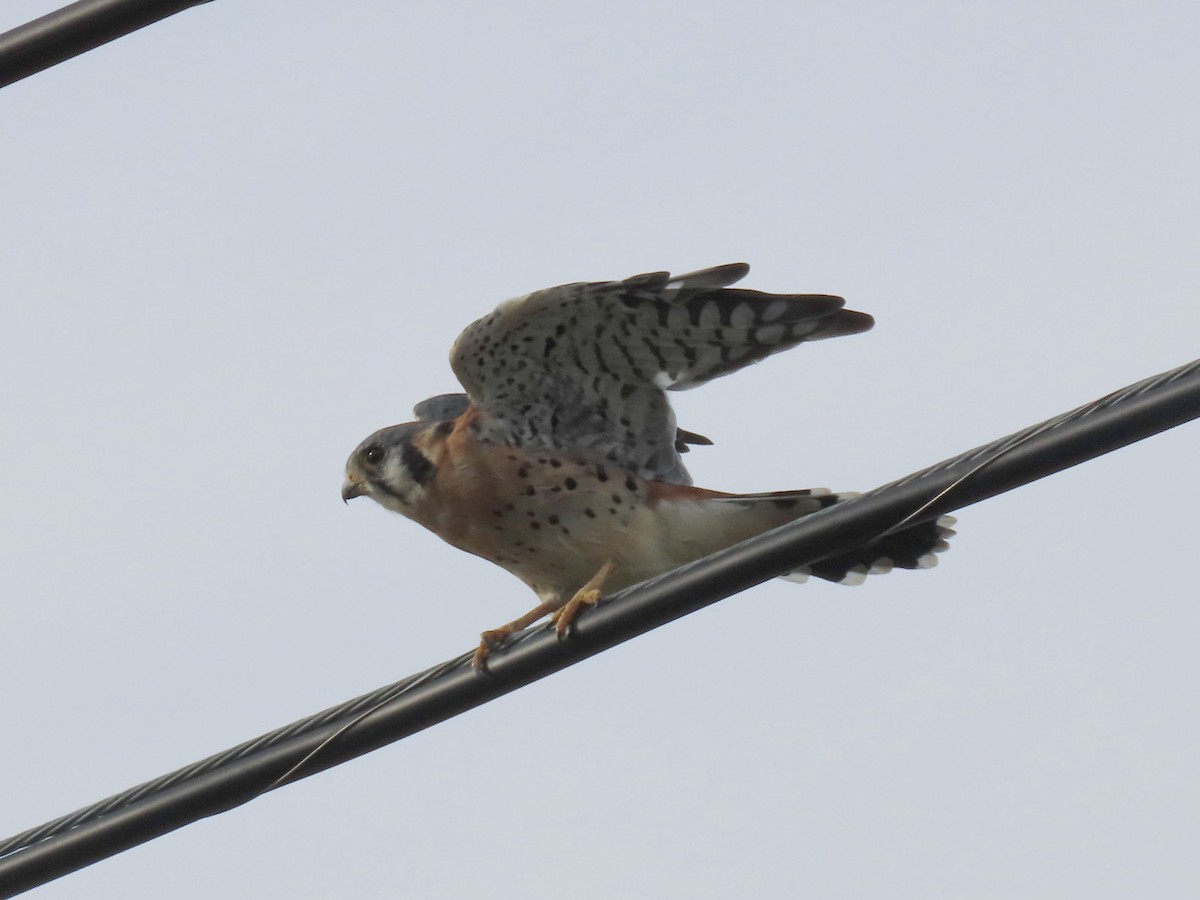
366 458 429 514
366 483 411 514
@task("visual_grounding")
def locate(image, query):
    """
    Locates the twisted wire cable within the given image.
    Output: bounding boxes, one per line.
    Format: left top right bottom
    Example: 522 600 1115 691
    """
0 655 466 860
2 356 1198 897
0 0 214 88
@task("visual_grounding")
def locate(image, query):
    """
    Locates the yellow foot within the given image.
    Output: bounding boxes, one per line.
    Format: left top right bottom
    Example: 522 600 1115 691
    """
470 596 566 671
471 628 512 671
470 561 616 669
551 588 602 638
551 559 617 639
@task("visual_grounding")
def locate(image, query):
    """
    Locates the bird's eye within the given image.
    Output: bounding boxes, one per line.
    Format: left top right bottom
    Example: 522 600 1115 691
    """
362 444 385 466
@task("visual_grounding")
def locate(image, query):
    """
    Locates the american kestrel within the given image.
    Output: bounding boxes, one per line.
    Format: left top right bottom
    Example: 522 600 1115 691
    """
342 264 953 668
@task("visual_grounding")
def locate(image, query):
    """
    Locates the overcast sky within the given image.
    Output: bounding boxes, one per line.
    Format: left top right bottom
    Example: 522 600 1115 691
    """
2 2 1198 898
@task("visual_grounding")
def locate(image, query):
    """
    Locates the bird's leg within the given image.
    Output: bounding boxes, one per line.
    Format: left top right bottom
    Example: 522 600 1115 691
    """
470 560 618 670
472 597 563 671
550 559 617 639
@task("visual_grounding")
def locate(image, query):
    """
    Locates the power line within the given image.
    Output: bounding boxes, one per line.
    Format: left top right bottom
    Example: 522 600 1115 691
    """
0 0 213 89
1 356 1197 898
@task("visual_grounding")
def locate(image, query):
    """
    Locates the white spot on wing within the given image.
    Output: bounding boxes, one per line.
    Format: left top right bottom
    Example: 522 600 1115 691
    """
729 303 754 328
762 300 789 322
754 324 786 344
693 347 721 376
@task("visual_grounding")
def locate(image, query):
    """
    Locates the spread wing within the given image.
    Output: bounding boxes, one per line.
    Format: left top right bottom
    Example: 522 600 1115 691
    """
449 263 873 485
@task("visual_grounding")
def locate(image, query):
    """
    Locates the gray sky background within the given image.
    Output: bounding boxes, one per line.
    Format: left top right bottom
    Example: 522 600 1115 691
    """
2 3 1198 898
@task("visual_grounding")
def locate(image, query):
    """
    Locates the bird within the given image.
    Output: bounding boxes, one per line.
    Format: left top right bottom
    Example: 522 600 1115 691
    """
342 263 954 669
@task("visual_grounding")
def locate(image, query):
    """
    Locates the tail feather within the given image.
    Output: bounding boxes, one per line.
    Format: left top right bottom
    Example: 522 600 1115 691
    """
784 514 957 585
659 486 955 585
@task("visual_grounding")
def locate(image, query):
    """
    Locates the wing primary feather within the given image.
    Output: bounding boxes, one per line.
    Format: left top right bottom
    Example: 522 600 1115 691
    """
665 262 750 289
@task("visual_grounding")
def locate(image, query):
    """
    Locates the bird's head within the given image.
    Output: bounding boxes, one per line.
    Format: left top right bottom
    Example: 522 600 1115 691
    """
342 421 439 515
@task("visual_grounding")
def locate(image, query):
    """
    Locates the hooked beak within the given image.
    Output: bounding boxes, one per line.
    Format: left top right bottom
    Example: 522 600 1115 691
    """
341 476 367 503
